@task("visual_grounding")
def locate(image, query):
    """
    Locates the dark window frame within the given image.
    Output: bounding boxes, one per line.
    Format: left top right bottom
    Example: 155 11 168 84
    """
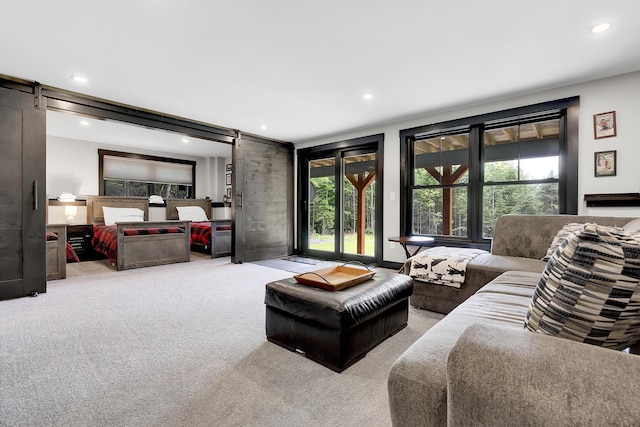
98 149 196 198
409 128 471 238
400 97 579 249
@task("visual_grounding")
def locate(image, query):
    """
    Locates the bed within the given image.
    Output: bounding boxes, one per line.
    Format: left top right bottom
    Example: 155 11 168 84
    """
165 198 232 258
86 196 191 271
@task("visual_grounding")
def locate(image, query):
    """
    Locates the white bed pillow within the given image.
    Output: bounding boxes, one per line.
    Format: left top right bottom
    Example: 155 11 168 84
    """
176 206 209 222
102 206 145 226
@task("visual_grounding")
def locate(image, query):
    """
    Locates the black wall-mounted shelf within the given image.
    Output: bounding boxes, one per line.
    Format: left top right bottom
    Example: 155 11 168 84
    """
584 193 640 207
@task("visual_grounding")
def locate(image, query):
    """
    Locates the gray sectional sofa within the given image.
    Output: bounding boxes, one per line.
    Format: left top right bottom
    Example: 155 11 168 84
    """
390 214 640 426
408 214 636 314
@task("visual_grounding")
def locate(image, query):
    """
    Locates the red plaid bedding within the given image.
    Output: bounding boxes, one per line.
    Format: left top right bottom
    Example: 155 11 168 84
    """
92 224 186 265
191 221 231 253
189 222 232 250
46 231 80 262
190 222 212 246
66 243 80 263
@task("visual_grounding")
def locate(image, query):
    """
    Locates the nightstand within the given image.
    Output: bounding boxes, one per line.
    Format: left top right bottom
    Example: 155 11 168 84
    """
66 224 100 261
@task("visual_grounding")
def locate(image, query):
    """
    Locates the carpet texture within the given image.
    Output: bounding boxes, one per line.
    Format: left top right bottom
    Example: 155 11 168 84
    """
0 259 441 426
250 256 340 273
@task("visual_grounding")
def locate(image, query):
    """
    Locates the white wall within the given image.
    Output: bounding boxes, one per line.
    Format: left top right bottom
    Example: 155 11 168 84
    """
46 135 228 223
295 71 640 263
46 136 98 198
213 156 232 201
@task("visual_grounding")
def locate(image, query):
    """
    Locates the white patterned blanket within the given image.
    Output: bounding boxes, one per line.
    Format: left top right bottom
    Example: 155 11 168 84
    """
409 246 489 288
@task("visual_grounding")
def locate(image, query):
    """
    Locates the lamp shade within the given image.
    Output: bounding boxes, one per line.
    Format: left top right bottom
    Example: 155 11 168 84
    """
65 205 77 224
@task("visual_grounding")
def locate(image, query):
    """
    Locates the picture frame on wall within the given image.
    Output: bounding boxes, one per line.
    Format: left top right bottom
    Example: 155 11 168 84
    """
226 173 232 185
226 164 232 172
226 188 231 199
593 111 617 139
594 150 616 177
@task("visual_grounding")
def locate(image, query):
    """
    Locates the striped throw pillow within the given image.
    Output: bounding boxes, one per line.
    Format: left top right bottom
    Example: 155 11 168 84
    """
525 223 640 350
541 222 584 262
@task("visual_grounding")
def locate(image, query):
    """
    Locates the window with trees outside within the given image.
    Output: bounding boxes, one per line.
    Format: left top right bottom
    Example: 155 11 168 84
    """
99 149 196 199
401 97 578 247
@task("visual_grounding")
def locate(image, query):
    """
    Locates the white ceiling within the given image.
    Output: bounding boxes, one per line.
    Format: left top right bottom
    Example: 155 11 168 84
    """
3 1 640 152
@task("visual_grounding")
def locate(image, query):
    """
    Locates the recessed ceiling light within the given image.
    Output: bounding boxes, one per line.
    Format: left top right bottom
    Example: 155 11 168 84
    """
592 22 611 33
181 138 189 143
260 125 267 130
80 120 89 126
71 75 87 83
363 94 373 100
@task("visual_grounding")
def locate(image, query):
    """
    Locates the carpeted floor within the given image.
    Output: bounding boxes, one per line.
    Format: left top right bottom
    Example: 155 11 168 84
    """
0 258 442 426
250 256 341 273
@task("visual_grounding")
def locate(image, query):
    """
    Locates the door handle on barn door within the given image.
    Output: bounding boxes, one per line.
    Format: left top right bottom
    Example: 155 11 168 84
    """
236 192 243 210
33 180 38 210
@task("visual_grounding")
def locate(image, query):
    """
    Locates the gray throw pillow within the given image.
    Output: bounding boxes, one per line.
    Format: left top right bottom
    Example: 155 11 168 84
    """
525 223 640 350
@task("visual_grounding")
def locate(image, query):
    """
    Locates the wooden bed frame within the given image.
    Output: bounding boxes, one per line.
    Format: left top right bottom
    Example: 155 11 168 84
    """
46 198 67 280
86 196 191 271
165 198 232 258
46 225 67 280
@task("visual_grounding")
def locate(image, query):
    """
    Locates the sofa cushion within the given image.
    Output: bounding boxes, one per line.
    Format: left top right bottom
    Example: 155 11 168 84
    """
624 218 640 232
476 270 541 298
447 323 640 427
470 253 547 274
525 223 640 350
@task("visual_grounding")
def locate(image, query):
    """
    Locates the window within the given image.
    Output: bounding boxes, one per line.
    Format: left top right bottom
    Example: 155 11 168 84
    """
99 149 196 199
482 116 560 237
411 130 469 237
401 98 578 247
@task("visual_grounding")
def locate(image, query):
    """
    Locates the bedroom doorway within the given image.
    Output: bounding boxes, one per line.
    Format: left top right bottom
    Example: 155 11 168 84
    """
297 134 383 264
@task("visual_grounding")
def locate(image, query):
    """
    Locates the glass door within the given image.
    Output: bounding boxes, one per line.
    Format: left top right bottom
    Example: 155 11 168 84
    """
298 136 382 264
342 151 376 257
308 157 337 253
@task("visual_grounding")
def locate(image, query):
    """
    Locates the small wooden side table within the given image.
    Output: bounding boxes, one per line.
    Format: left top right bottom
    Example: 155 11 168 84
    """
388 235 435 273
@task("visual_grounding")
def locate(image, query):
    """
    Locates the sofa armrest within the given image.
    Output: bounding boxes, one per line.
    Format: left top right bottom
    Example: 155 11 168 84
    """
447 322 640 427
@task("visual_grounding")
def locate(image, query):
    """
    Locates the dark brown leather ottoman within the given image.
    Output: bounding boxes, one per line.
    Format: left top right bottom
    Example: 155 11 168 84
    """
264 271 413 372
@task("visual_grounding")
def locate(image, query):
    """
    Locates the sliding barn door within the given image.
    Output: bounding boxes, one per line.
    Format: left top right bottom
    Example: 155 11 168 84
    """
232 134 293 263
0 85 46 300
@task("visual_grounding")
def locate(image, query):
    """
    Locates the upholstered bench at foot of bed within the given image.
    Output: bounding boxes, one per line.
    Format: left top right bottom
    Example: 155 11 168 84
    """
264 271 413 372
